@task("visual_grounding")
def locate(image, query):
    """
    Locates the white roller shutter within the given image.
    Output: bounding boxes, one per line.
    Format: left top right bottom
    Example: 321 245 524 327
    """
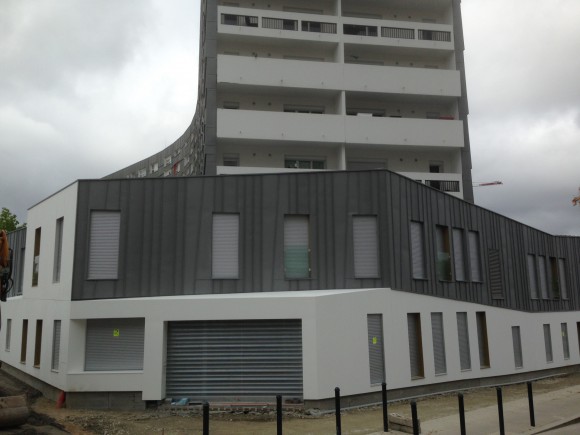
353 216 379 278
410 222 426 279
51 320 61 371
431 313 447 375
212 214 239 279
85 318 145 371
88 211 120 280
166 320 303 401
456 312 471 371
284 216 310 279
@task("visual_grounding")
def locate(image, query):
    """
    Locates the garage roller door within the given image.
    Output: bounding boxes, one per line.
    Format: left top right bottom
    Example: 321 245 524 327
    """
166 319 303 401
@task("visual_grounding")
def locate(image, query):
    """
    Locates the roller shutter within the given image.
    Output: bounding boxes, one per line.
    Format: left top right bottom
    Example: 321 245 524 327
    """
367 314 385 385
166 320 303 401
452 229 466 281
51 320 61 371
353 216 379 278
456 312 471 371
85 318 145 371
284 216 310 279
512 326 523 368
88 211 120 280
410 222 426 279
212 214 239 279
431 313 447 375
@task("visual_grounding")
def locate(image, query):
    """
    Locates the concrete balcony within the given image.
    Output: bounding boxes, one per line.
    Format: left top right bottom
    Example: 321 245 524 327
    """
218 55 461 97
217 109 464 148
399 171 463 198
217 166 327 175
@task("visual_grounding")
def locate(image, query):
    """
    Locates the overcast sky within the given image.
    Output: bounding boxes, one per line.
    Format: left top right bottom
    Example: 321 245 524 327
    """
1 0 579 235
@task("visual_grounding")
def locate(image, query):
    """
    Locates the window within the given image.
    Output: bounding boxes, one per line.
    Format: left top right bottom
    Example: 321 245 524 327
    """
284 216 310 279
137 168 146 178
549 257 560 299
53 217 64 283
410 221 426 279
577 323 580 357
32 227 41 286
468 231 482 281
418 29 451 42
512 326 523 369
476 312 490 368
435 226 452 281
452 229 466 281
488 249 504 299
367 314 385 385
527 254 539 299
353 216 379 278
21 319 28 363
543 324 553 363
284 159 325 170
5 319 11 351
562 323 570 360
34 320 43 368
538 256 549 299
164 156 172 166
431 313 447 375
212 214 239 279
456 313 471 371
85 318 145 371
558 259 568 299
407 313 424 379
87 211 121 280
150 162 159 173
52 320 61 371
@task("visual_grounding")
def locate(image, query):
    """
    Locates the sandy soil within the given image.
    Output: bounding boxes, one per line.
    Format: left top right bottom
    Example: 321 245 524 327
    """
3 369 580 434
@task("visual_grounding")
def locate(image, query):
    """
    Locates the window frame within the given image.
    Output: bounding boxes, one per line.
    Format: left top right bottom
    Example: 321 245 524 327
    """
283 215 311 280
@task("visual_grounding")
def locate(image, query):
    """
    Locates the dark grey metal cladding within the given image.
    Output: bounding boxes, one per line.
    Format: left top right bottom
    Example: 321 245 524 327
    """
71 170 580 313
6 227 26 297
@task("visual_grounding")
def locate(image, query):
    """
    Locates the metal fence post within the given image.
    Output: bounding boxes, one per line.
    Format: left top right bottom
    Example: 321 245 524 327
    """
458 393 466 435
276 395 283 435
203 401 209 435
335 387 342 435
497 387 505 435
527 381 536 427
411 400 419 435
382 382 389 432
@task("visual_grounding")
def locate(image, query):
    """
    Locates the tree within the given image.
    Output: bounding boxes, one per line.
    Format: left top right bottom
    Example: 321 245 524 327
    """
0 208 19 232
573 188 580 207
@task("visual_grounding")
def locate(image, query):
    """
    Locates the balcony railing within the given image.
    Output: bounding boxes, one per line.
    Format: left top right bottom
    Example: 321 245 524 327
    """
382 27 415 39
418 30 451 42
302 21 337 34
263 17 298 31
221 14 258 27
344 24 378 37
425 179 460 192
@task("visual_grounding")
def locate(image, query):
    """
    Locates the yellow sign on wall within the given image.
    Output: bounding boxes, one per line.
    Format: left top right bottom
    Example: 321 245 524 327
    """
113 329 120 337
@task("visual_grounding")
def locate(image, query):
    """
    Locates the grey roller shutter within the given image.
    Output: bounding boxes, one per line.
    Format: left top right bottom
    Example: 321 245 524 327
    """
367 314 385 385
512 326 523 368
558 259 568 299
88 211 120 280
452 229 466 281
410 222 426 279
431 313 447 375
5 319 11 351
456 312 471 371
543 324 553 363
212 214 239 279
407 313 424 378
538 256 549 299
85 318 145 371
527 255 538 298
488 249 504 299
51 320 61 371
476 312 490 368
166 320 303 401
562 323 570 360
284 216 310 279
468 231 482 282
353 216 379 278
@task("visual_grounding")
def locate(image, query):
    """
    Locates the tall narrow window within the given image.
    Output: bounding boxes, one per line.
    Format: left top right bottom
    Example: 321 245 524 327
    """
32 227 41 286
5 319 11 351
435 226 452 281
407 313 424 379
410 222 426 279
512 326 523 369
53 217 64 283
34 320 43 368
284 216 310 279
456 312 471 371
527 254 539 299
367 314 385 385
549 257 560 299
488 249 504 299
543 324 553 363
353 216 379 278
468 231 482 282
538 256 549 299
88 211 121 280
452 229 466 281
21 319 28 363
52 320 62 371
577 323 580 357
558 259 568 299
431 313 447 375
562 323 570 360
476 312 490 368
212 214 240 279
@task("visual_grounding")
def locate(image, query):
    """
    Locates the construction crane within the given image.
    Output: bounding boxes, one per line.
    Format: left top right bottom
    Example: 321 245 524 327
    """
473 181 503 187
